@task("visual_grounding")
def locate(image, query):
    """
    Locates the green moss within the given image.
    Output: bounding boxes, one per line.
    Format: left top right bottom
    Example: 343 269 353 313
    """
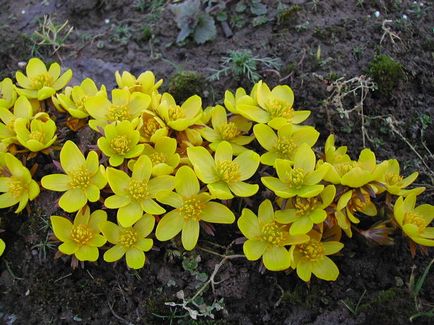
367 54 404 96
168 71 205 103
141 26 153 42
277 5 301 25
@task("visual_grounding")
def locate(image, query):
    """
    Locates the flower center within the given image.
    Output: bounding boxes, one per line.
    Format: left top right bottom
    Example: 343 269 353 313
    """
142 119 161 139
335 162 356 176
404 212 425 232
276 137 296 158
149 152 166 165
179 197 204 221
298 239 324 261
28 130 45 143
218 122 241 140
168 105 185 120
216 160 240 183
347 191 370 213
266 98 294 119
71 224 94 245
69 166 91 189
110 135 130 155
108 105 130 122
119 228 137 248
31 73 54 89
261 222 289 246
8 178 25 198
76 95 88 111
385 173 403 185
286 168 305 189
128 179 149 200
294 196 320 216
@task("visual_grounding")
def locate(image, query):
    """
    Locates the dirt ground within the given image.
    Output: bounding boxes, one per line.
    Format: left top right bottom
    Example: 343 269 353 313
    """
0 0 433 324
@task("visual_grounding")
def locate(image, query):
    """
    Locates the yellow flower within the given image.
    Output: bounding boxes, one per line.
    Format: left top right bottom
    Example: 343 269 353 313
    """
0 96 34 145
115 70 163 95
140 136 180 176
85 88 151 130
100 214 154 269
14 114 57 152
262 144 329 198
50 206 107 261
379 159 424 196
0 238 5 256
253 123 319 166
289 230 344 282
0 153 40 213
237 81 310 129
137 111 168 143
187 141 260 199
156 93 202 131
55 78 107 118
224 87 258 115
321 135 387 187
200 105 253 154
156 166 235 251
41 141 107 212
276 185 336 235
0 78 17 109
97 120 144 166
394 194 434 247
15 58 72 100
105 155 174 227
237 199 309 271
335 188 377 237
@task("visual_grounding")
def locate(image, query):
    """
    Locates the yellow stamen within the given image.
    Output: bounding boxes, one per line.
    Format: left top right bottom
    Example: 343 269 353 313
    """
276 137 296 157
110 135 130 155
287 168 305 189
71 224 94 245
179 197 204 221
69 166 90 189
28 130 45 143
261 222 288 246
168 105 185 120
294 197 320 216
298 239 324 261
266 98 294 119
385 173 403 185
108 105 130 122
216 160 240 183
142 119 161 139
404 212 426 232
149 152 166 165
217 122 241 140
119 228 137 248
8 178 25 198
128 179 149 200
31 73 54 89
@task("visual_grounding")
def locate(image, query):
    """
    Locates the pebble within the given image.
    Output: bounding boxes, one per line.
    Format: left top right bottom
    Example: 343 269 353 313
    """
374 11 380 18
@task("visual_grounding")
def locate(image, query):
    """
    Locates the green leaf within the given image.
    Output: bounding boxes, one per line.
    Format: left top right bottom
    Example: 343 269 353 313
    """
177 25 193 43
170 0 201 28
193 14 217 44
250 0 267 16
252 16 268 27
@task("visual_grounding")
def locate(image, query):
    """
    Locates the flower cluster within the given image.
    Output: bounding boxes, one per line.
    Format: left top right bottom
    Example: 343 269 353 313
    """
0 58 431 282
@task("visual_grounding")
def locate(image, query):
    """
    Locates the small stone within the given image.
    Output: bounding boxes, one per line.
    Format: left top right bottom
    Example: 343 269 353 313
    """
395 276 404 287
374 11 380 18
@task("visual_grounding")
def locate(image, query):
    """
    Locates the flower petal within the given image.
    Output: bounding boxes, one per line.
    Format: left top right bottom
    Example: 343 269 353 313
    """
175 166 200 197
41 174 70 191
200 202 235 224
75 245 99 262
60 141 86 174
155 210 183 241
118 202 143 227
263 246 291 271
104 244 126 262
311 256 340 281
243 239 267 261
50 216 73 242
187 146 218 183
126 248 146 269
238 208 261 238
59 188 87 212
182 220 200 251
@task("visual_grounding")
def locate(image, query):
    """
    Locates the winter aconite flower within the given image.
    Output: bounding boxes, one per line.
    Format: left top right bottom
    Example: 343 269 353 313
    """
156 166 235 251
105 155 174 227
141 136 180 176
55 78 107 118
237 199 308 271
224 87 257 115
115 71 163 95
100 214 155 269
0 238 5 256
200 105 253 154
14 115 57 152
0 78 17 109
379 159 424 196
41 141 107 212
289 230 343 282
0 153 40 213
262 144 329 198
15 58 72 100
253 123 319 166
237 81 310 129
85 88 151 130
97 120 144 166
137 111 168 143
0 96 34 145
156 93 202 131
187 141 260 200
393 194 434 247
276 185 336 235
51 206 107 261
